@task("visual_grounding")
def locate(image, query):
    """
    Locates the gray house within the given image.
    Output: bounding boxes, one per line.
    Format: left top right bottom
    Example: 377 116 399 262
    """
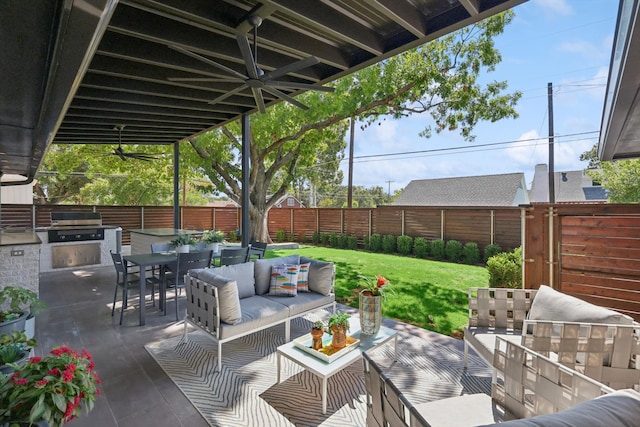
529 164 608 202
394 172 529 206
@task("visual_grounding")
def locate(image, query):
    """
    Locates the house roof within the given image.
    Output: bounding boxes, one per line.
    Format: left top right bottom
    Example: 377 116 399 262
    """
394 172 528 206
529 164 608 202
0 0 526 182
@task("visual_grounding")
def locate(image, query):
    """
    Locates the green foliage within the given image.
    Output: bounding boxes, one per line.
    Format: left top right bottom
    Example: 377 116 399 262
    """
462 242 480 265
201 229 225 243
397 235 413 255
363 234 370 250
275 230 287 243
0 331 36 364
445 240 463 262
327 310 351 333
337 233 348 249
329 232 338 248
170 234 196 247
483 244 502 263
312 231 320 244
288 232 296 242
369 234 382 252
347 234 358 250
586 158 640 203
431 239 445 260
487 247 522 288
300 233 308 244
321 233 331 245
413 237 430 258
382 235 396 254
0 286 45 316
226 231 238 242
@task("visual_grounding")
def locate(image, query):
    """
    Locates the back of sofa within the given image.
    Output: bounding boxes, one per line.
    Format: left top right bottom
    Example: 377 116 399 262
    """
468 288 537 330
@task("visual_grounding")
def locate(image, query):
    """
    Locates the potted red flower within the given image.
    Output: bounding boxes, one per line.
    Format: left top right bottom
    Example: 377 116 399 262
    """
358 275 392 335
0 346 101 427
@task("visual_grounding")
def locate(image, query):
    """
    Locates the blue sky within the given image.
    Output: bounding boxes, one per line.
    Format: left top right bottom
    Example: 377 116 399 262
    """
342 0 617 195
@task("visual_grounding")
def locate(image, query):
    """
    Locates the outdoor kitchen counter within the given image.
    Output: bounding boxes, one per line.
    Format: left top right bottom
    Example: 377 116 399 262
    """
129 228 204 254
0 229 42 246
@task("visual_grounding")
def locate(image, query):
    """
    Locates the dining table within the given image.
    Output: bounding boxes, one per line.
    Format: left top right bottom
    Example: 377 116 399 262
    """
123 250 222 325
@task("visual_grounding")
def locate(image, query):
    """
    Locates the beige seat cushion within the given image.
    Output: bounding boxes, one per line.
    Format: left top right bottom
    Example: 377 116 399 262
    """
414 393 499 427
464 326 522 364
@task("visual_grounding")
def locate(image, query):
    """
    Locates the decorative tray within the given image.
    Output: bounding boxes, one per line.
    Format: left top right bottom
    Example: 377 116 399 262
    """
293 333 360 363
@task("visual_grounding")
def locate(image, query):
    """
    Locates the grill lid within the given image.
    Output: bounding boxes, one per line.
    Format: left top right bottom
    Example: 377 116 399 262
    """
50 212 102 227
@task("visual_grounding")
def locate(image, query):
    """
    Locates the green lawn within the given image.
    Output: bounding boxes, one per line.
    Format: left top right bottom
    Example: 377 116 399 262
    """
267 246 489 336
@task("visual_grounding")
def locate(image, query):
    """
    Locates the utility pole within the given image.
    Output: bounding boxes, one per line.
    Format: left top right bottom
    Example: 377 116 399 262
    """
347 117 355 208
548 82 555 203
386 180 394 204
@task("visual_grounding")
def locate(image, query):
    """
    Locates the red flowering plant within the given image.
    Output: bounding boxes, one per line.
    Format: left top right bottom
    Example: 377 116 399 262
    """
0 345 101 427
358 274 392 299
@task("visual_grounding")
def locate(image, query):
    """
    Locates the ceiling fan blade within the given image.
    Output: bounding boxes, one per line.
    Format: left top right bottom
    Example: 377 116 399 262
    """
265 80 335 92
262 87 309 110
251 88 266 113
208 84 249 105
168 45 248 80
262 56 320 81
168 77 245 83
236 34 260 79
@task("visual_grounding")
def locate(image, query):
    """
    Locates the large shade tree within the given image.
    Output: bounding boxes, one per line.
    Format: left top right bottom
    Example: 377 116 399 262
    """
184 11 522 241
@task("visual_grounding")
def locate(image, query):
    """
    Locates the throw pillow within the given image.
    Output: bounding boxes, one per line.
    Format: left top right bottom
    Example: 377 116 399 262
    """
296 262 311 292
300 256 335 296
528 285 634 325
209 262 255 299
268 264 300 297
193 270 242 325
254 254 301 295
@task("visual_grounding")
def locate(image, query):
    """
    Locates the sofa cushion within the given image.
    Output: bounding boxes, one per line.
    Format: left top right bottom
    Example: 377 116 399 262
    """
478 389 640 427
413 393 497 427
528 285 634 325
192 270 242 325
463 326 522 364
268 264 299 297
254 255 301 295
263 292 335 317
296 262 311 292
300 256 334 296
208 262 255 299
218 296 289 340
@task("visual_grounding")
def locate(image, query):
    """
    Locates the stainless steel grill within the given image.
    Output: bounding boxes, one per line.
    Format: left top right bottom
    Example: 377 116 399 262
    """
47 212 105 243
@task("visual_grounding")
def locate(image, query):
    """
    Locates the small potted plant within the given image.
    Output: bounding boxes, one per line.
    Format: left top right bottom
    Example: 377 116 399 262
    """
310 320 325 351
170 234 196 253
0 345 101 427
201 230 225 253
327 311 351 350
0 331 37 374
0 287 45 336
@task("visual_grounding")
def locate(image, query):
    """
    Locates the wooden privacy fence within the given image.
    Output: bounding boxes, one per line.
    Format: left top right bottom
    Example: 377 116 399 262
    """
1 204 521 249
523 203 640 321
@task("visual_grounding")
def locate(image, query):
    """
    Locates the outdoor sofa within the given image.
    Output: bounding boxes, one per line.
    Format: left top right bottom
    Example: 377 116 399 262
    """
464 285 640 390
182 254 336 371
364 336 640 426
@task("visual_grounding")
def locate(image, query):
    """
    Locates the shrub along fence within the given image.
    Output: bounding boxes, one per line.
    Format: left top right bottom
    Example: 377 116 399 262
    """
0 204 521 249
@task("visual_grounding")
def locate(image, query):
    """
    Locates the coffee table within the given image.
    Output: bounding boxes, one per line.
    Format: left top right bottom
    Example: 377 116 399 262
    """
276 325 398 414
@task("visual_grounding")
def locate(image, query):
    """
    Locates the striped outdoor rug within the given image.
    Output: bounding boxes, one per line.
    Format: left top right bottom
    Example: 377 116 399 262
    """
145 315 491 427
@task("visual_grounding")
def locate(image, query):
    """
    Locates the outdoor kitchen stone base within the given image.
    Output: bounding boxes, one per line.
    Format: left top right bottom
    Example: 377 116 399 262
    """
36 227 119 273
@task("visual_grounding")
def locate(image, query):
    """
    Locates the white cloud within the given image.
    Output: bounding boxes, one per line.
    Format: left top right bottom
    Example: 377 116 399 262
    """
536 0 573 17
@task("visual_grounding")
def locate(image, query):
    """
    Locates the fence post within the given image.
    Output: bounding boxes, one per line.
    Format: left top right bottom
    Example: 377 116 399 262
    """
141 206 144 229
490 210 495 245
290 208 294 235
440 209 445 240
368 209 372 238
340 209 344 234
401 210 405 236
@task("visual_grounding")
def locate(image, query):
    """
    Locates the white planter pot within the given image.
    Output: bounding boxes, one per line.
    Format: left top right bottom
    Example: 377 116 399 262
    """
207 243 220 253
176 245 190 253
25 315 36 340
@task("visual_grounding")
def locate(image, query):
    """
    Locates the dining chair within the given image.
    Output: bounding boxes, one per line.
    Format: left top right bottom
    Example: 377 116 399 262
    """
150 242 173 295
248 241 268 261
164 250 213 320
110 250 151 325
219 247 250 266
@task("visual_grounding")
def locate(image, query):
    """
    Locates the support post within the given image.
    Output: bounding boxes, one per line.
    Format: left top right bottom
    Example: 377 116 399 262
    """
241 114 250 247
173 142 180 229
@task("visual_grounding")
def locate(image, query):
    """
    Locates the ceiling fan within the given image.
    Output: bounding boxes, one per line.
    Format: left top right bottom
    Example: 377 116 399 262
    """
108 125 160 162
168 15 334 113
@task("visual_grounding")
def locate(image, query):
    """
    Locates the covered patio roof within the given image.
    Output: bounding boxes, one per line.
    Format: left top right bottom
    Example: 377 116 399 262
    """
1 0 526 182
598 0 640 161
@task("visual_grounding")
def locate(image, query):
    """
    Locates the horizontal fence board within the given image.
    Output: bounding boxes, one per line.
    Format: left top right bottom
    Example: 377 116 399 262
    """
292 209 317 241
561 242 640 259
561 234 640 249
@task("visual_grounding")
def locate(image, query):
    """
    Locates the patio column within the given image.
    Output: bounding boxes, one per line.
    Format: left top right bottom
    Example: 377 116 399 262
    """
241 114 250 247
174 142 180 229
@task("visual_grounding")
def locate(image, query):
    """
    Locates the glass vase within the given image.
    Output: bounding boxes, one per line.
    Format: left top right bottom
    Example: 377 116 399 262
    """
359 290 381 335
